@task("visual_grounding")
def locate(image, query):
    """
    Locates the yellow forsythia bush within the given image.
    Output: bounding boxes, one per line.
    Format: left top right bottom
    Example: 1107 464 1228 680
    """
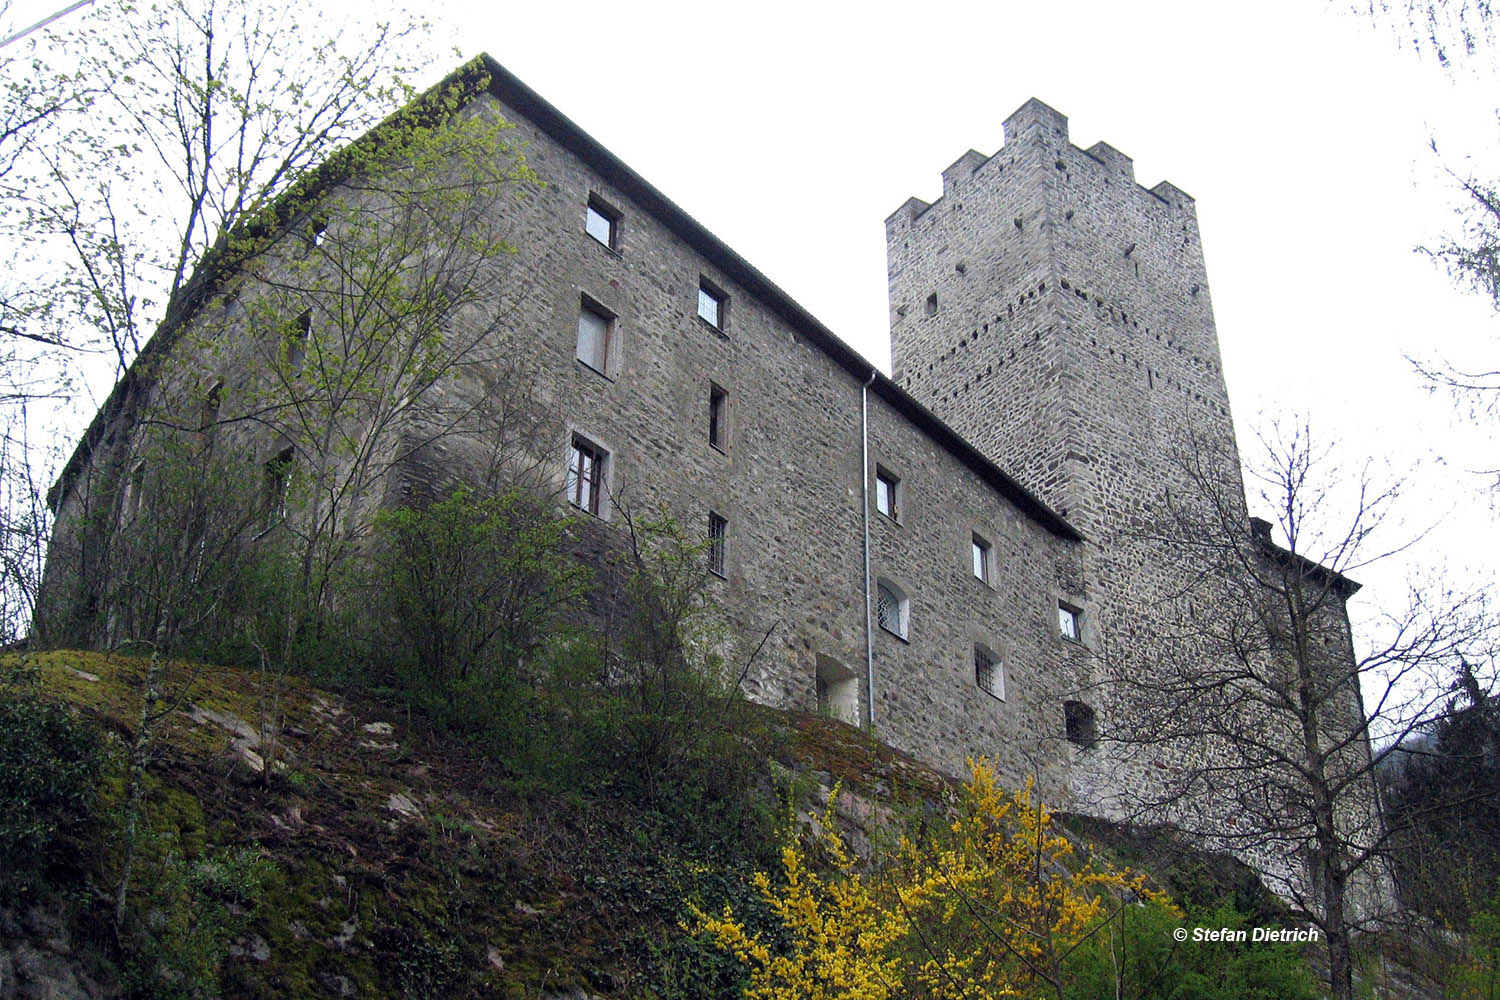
690 759 1176 1000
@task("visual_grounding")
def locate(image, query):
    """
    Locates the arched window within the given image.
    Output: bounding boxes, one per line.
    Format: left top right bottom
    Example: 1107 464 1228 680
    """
876 578 909 640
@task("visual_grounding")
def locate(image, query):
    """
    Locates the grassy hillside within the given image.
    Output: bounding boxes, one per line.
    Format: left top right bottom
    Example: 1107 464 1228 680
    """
0 649 959 999
2 649 1375 999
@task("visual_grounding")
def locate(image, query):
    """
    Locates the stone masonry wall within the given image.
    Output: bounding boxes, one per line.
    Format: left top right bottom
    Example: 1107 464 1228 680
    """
886 97 1382 907
41 83 1098 805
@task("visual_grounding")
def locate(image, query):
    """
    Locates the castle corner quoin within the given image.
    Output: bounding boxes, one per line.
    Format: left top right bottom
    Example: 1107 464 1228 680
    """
36 54 1383 912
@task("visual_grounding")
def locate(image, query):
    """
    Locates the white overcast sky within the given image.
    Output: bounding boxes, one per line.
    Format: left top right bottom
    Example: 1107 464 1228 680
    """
448 0 1500 627
12 0 1499 640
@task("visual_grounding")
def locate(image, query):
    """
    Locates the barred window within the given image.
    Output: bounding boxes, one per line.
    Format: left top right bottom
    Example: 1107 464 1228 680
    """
708 511 727 577
974 645 1004 700
1064 700 1097 748
876 580 908 639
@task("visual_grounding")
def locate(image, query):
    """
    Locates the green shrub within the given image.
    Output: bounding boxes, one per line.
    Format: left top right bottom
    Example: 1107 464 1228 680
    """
370 486 586 731
1066 898 1320 1000
123 845 273 1000
558 507 775 850
0 696 104 895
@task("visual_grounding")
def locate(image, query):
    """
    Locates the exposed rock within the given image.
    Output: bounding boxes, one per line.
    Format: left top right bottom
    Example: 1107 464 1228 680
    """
331 918 359 951
385 792 422 819
229 935 271 962
186 703 259 743
0 940 112 1000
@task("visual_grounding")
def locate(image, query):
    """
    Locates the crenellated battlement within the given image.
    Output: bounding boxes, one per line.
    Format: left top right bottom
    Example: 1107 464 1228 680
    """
885 98 1197 241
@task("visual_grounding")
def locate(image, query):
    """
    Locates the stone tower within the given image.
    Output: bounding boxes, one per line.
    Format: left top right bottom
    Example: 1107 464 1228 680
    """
885 98 1248 807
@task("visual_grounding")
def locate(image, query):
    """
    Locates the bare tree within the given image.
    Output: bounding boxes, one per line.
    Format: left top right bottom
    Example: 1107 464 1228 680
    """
1094 422 1498 1000
0 402 55 644
5 0 440 377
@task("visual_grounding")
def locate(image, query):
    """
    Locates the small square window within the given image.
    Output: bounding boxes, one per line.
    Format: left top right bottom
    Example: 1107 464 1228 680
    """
1058 602 1082 643
1064 700 1097 748
577 298 613 375
972 533 991 584
709 383 728 451
585 196 619 249
708 511 727 577
975 645 1004 701
567 436 608 516
875 468 900 521
698 278 726 330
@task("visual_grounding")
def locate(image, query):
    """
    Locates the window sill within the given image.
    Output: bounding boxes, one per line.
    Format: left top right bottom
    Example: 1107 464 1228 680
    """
878 625 909 644
587 237 623 259
568 502 606 520
710 442 727 456
697 316 729 339
576 358 614 381
709 569 727 581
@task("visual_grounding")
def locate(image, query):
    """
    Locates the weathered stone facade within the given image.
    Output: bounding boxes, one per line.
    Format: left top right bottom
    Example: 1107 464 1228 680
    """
40 58 1378 903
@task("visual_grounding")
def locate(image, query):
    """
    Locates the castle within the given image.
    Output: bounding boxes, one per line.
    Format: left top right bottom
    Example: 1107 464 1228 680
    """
38 56 1376 907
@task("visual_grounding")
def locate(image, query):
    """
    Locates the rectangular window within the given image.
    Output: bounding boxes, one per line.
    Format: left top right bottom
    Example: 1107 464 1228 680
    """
1064 700 1097 748
286 311 312 373
875 467 899 521
708 511 727 577
972 533 991 584
567 436 607 516
975 646 1004 701
697 278 726 330
709 383 728 451
876 582 909 640
576 298 613 375
199 379 224 433
263 447 293 526
585 196 619 249
122 461 145 520
1058 602 1082 643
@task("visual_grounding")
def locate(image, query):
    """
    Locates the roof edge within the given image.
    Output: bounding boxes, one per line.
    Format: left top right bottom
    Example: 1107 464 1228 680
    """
52 54 1082 543
475 56 1081 541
